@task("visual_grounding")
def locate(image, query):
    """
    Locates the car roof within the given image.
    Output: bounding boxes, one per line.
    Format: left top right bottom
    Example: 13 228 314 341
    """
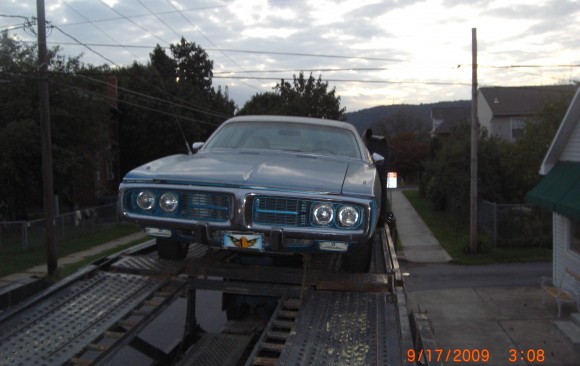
223 115 357 132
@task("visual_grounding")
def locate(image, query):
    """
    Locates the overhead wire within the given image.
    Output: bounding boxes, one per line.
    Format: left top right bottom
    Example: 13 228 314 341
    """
50 76 223 127
207 48 407 63
213 75 472 86
50 24 119 66
54 5 228 29
78 74 232 119
136 0 181 39
39 2 234 125
61 0 142 62
164 0 261 90
24 40 411 63
213 67 392 74
3 7 576 110
95 1 233 118
96 0 170 46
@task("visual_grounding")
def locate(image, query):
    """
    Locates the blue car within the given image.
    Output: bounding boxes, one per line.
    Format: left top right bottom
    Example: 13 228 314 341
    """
118 115 384 268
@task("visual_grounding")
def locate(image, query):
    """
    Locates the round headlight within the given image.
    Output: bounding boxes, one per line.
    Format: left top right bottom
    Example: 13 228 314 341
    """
337 206 359 227
136 191 155 210
312 203 334 226
159 192 179 212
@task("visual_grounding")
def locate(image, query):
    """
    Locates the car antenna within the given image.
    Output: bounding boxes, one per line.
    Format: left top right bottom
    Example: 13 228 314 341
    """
149 68 193 155
176 117 193 154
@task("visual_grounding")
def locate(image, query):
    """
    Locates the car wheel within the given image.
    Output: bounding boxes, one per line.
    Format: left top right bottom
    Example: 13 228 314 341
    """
156 238 189 260
342 240 372 273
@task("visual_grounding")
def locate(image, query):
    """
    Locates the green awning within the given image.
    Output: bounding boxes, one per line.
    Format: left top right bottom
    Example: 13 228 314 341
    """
526 161 580 221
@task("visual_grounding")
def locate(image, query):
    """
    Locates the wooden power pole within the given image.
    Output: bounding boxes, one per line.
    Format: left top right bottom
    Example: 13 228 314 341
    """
469 28 479 254
37 0 58 275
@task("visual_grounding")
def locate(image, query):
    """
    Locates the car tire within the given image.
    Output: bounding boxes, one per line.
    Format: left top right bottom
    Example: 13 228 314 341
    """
342 240 372 273
156 238 189 260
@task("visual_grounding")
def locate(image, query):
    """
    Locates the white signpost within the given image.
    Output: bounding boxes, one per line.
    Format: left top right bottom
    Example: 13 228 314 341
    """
387 172 398 189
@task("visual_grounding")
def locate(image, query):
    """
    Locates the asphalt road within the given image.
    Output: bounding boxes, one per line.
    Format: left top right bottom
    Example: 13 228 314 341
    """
400 261 552 292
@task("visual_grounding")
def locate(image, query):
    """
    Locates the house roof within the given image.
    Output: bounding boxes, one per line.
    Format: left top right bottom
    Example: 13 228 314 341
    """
526 87 580 221
479 85 576 117
541 87 580 174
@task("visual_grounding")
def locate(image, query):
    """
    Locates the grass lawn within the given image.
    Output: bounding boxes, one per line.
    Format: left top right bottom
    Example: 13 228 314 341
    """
402 189 552 265
0 223 146 278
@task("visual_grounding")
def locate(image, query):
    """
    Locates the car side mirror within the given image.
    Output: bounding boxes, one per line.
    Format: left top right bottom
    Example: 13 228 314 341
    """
372 152 385 165
191 142 204 153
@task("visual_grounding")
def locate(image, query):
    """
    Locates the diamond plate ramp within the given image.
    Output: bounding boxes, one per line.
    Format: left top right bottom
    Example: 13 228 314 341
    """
278 291 402 366
0 272 162 366
176 333 252 366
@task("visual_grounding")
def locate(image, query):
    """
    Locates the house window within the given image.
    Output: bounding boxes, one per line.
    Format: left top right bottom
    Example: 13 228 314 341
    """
571 220 580 255
511 118 525 140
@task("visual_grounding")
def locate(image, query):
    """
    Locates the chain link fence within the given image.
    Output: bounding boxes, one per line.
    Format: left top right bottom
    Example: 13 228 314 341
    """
478 200 552 248
0 204 119 251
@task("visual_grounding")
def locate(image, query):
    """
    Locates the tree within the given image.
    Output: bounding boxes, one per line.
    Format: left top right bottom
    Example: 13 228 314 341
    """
423 124 506 214
0 31 112 217
239 72 346 119
368 106 431 138
170 38 213 94
499 99 571 202
117 39 235 175
237 92 285 115
389 132 429 184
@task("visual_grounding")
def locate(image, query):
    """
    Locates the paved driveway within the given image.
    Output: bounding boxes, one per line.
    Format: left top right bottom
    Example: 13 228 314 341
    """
402 262 579 366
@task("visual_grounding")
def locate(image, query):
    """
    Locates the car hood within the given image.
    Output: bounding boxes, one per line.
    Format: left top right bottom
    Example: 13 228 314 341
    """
123 150 374 195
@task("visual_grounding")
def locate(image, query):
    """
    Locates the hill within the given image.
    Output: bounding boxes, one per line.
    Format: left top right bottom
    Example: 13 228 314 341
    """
345 100 470 136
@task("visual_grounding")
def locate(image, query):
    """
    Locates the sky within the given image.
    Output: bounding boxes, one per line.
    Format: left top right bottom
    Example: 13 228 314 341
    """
3 0 579 113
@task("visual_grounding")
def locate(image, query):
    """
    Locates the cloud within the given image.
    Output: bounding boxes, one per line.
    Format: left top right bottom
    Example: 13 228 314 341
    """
1 0 578 112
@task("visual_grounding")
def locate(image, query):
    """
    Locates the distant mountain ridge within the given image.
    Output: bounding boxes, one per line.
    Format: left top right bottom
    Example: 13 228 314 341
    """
345 100 470 135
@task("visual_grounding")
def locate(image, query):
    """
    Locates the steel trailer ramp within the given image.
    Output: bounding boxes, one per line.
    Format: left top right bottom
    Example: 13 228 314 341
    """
278 291 403 366
176 333 253 366
0 272 163 366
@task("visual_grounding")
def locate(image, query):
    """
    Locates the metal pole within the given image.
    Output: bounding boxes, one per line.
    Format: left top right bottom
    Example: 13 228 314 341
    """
37 0 58 275
469 28 479 254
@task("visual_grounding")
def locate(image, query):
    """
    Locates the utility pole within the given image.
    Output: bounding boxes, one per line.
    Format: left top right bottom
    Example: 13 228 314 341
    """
37 0 57 275
469 28 479 254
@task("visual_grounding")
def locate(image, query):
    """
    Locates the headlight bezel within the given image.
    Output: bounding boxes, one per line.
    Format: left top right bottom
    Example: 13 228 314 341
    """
336 205 360 228
133 190 180 214
310 202 362 229
159 192 179 213
136 190 155 211
311 202 335 226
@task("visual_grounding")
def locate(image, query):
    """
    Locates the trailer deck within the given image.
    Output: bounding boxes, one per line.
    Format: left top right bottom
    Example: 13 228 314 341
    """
0 225 414 365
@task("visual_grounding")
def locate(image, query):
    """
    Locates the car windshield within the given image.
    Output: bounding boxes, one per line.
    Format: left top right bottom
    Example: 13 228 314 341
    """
204 121 362 159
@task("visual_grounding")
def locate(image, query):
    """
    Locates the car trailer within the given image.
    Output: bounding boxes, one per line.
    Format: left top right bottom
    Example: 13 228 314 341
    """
0 225 434 366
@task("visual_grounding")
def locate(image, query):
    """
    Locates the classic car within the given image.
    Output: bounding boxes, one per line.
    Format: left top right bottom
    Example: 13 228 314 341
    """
118 115 384 269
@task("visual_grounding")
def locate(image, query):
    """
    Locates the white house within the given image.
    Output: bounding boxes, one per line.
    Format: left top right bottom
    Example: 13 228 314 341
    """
478 85 576 143
527 87 580 284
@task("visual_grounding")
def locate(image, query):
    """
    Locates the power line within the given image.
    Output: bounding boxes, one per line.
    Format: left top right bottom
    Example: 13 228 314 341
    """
53 5 228 29
96 0 170 46
214 75 471 86
458 64 580 69
20 40 410 63
49 3 229 125
51 77 224 127
78 74 232 119
214 67 391 74
210 48 406 62
163 0 260 91
61 0 141 62
50 24 119 66
136 0 181 39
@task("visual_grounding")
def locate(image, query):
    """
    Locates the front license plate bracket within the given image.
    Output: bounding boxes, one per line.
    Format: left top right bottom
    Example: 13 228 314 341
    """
223 232 264 251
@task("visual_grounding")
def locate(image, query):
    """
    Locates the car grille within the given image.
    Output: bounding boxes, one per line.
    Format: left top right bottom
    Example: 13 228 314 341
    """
253 197 308 227
181 192 231 222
